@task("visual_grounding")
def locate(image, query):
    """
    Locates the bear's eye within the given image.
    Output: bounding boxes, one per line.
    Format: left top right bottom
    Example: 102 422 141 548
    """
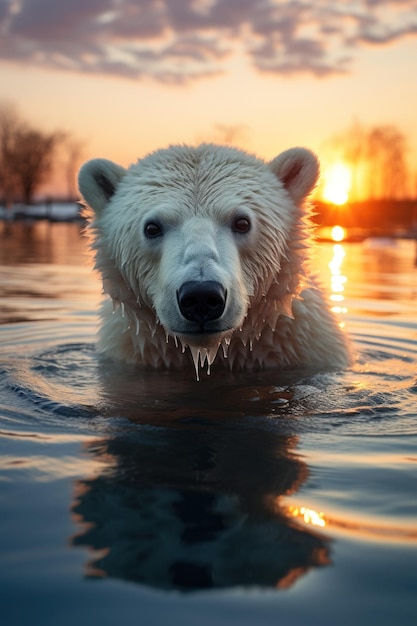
232 216 251 234
144 221 163 238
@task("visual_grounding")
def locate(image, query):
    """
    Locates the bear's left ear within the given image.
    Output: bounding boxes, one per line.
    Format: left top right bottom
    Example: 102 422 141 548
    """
269 148 319 205
78 158 127 214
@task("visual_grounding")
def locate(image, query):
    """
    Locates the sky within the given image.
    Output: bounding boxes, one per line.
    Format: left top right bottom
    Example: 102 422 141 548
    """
1 0 417 199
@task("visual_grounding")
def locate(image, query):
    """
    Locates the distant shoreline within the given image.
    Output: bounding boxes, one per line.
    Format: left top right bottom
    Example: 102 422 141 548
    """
1 201 416 241
0 202 84 222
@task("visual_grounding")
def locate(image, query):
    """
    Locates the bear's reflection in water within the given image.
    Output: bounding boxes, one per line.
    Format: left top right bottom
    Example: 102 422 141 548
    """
71 365 331 591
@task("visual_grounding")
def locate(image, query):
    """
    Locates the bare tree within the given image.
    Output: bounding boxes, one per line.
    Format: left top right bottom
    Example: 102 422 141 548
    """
327 121 410 201
195 123 250 147
62 137 85 199
0 102 22 206
213 123 250 145
12 128 64 204
367 125 408 199
0 101 65 205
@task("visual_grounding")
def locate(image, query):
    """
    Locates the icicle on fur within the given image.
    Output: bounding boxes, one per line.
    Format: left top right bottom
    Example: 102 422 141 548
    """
205 343 220 375
188 343 221 380
221 339 229 359
189 346 201 381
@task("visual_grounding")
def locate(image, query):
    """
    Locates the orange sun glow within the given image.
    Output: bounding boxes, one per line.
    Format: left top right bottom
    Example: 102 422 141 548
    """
322 162 352 205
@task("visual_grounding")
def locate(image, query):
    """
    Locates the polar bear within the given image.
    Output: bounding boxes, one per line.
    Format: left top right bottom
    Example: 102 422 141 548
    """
78 144 350 378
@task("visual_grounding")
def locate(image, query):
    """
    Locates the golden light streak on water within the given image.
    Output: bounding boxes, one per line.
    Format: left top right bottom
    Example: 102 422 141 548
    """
288 506 326 528
286 504 417 543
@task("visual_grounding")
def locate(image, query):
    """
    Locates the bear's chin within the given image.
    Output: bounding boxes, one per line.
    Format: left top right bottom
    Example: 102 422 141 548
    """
175 329 233 350
172 330 235 379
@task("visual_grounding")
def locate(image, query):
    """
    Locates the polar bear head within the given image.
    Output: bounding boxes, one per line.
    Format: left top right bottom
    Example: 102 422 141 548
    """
78 144 319 371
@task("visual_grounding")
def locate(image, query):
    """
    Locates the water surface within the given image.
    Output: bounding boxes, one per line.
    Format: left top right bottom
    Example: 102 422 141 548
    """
0 221 416 625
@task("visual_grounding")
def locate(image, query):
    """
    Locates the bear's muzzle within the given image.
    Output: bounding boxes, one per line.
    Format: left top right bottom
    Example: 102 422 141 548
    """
177 281 226 328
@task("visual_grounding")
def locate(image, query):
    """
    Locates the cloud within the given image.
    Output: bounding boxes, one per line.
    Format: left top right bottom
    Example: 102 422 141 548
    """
1 0 417 83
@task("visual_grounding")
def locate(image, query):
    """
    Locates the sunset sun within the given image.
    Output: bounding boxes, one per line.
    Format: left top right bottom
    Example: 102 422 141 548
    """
322 163 352 205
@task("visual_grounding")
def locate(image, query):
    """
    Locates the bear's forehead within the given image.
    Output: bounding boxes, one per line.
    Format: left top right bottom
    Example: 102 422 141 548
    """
135 145 273 183
124 145 281 209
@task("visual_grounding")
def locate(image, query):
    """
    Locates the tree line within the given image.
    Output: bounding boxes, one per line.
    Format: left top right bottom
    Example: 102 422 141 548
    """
0 101 83 206
1 101 415 207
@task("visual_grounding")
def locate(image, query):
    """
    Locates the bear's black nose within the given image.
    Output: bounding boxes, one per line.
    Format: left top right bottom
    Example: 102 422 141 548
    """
177 281 226 325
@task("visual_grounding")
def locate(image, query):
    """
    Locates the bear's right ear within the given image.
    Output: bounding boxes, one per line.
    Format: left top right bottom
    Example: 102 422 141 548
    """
78 159 126 214
269 148 319 205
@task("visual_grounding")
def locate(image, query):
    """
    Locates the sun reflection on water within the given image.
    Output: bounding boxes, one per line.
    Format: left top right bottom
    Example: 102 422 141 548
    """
331 225 345 242
328 235 348 323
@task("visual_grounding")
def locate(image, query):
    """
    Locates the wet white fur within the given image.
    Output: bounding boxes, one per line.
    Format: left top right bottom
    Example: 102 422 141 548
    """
78 144 350 377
